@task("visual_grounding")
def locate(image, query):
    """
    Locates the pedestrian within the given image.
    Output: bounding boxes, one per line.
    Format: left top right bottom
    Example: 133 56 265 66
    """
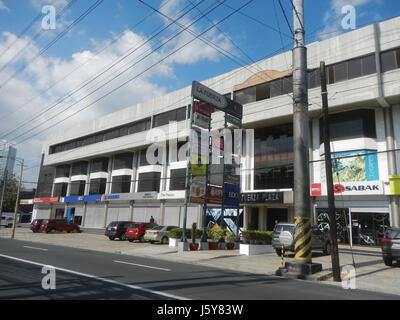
150 216 155 223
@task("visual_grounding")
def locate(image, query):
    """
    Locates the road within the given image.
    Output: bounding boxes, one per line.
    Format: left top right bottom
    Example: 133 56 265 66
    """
0 238 398 301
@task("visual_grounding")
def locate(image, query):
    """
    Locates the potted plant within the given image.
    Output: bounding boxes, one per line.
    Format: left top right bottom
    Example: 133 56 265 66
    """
168 228 182 247
207 229 225 250
189 223 199 251
239 230 274 256
225 231 239 250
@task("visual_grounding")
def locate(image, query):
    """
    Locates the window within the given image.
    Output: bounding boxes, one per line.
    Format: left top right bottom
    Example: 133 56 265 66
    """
140 149 150 166
55 165 70 178
153 107 187 128
89 178 107 195
348 58 362 79
90 158 109 173
71 162 88 176
269 79 281 97
53 183 68 197
334 62 347 83
111 175 131 193
361 54 376 75
307 69 320 89
233 86 256 105
328 66 335 84
128 118 151 134
169 168 186 190
137 172 161 192
281 76 293 94
104 128 120 141
256 83 270 101
69 180 86 196
319 109 376 143
381 50 397 72
113 153 133 170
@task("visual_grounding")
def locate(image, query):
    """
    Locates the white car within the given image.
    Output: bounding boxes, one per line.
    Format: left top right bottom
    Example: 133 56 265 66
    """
0 216 13 227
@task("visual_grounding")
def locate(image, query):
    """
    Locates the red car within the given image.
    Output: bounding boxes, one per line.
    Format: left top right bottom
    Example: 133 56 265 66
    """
125 222 157 242
40 219 81 233
30 219 44 232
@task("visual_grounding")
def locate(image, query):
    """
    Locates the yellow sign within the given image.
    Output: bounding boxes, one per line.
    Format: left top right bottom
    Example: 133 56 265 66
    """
212 223 221 230
189 154 207 176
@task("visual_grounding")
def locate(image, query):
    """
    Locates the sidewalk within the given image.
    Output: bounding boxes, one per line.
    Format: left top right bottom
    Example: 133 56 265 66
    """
1 226 399 296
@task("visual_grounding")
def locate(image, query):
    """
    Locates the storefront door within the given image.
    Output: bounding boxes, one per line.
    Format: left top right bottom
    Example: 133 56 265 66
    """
267 208 288 231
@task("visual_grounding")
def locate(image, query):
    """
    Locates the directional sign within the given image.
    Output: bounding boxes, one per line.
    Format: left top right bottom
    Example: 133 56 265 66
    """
193 112 210 129
192 81 227 110
226 114 241 127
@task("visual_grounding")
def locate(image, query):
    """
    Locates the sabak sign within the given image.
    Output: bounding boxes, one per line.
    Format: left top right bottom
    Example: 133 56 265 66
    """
312 181 384 196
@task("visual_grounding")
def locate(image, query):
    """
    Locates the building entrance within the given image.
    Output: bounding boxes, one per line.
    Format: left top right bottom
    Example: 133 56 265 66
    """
267 208 288 231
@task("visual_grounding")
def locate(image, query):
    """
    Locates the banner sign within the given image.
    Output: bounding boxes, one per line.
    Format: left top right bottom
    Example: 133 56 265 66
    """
193 112 210 129
33 197 60 204
192 81 227 110
20 199 34 205
189 153 207 176
240 192 283 203
226 114 241 127
64 196 85 203
83 195 102 202
189 176 206 204
315 181 384 196
194 101 211 116
102 192 157 201
208 186 223 205
224 183 240 207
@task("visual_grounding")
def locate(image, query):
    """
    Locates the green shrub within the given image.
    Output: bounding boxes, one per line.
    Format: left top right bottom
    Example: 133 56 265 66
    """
241 230 272 244
206 228 226 241
225 231 239 242
168 228 202 239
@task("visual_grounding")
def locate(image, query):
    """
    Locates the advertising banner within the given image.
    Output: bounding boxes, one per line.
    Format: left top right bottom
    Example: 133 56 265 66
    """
189 176 206 204
102 192 157 201
189 153 207 176
313 181 384 196
224 183 240 207
208 186 223 205
193 112 210 129
193 101 211 116
33 197 60 204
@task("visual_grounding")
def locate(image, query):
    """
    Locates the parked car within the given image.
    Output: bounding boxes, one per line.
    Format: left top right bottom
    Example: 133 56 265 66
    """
30 219 44 232
144 225 179 244
105 221 133 240
40 219 81 233
271 222 331 256
381 227 400 266
0 216 13 228
125 222 158 242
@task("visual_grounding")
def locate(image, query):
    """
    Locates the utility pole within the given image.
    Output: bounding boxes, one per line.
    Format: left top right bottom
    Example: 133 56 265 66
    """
292 0 312 264
0 168 7 220
11 158 23 239
320 61 341 282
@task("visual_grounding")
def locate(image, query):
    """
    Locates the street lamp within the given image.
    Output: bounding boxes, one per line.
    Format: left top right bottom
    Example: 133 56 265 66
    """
0 155 24 239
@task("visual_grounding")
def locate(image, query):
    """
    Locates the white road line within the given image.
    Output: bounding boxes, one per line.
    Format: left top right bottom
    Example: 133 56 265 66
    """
0 254 188 300
113 260 171 272
23 246 48 251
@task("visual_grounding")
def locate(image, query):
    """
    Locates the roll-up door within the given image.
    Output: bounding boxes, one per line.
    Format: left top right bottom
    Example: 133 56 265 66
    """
84 203 106 228
164 205 181 226
35 206 51 219
133 204 161 224
180 205 199 227
107 204 131 225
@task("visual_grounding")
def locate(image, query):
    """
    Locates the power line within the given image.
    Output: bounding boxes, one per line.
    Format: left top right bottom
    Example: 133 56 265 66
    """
277 0 293 36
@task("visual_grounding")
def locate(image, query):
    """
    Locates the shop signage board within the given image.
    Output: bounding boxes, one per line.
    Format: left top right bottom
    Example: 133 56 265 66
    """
224 183 240 207
102 192 158 201
314 181 385 196
226 114 241 127
189 153 207 176
193 112 210 129
241 192 283 203
83 195 102 202
20 199 34 205
191 128 208 156
64 196 85 203
194 101 211 116
159 190 185 200
33 197 60 204
208 186 223 205
189 176 206 204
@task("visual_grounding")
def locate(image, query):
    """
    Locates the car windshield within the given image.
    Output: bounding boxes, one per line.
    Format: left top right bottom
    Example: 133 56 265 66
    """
386 229 400 239
130 224 140 228
274 225 295 234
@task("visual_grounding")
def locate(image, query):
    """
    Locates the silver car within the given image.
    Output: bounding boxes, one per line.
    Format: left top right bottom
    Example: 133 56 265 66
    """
144 225 178 244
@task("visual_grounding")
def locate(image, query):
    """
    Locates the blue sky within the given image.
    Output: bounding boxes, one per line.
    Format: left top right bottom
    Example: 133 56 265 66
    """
0 0 399 186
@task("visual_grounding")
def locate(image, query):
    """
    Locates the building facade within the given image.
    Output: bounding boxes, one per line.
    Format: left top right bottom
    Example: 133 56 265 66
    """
33 17 400 244
0 140 16 180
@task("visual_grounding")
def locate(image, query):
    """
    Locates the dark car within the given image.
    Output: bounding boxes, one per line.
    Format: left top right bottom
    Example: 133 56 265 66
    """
105 221 133 240
125 222 158 242
30 219 44 232
271 222 332 256
40 219 81 233
381 227 400 266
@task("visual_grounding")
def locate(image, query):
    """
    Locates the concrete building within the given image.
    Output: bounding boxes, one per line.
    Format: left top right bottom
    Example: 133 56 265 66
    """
0 140 16 180
33 17 400 244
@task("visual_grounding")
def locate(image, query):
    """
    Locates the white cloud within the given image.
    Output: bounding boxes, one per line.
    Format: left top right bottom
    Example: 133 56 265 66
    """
0 1 10 12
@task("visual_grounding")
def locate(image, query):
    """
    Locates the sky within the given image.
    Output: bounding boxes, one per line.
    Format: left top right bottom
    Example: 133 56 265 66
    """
0 0 399 190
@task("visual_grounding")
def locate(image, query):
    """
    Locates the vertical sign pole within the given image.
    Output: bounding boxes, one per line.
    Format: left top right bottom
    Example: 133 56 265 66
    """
11 159 23 239
220 115 227 229
201 106 211 243
236 120 242 236
181 97 195 243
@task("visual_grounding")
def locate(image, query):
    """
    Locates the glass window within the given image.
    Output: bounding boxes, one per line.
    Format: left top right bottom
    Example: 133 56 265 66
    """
269 79 281 97
140 149 150 166
334 61 348 83
89 178 107 195
153 109 181 128
104 128 120 141
396 49 400 68
256 83 270 101
90 158 108 173
169 168 186 190
362 54 376 75
69 180 86 196
176 107 187 122
233 86 256 105
111 175 131 193
55 165 70 178
281 76 293 94
137 172 161 192
113 153 133 170
381 50 397 72
328 66 335 84
348 58 362 79
71 162 88 176
53 183 68 197
308 69 320 89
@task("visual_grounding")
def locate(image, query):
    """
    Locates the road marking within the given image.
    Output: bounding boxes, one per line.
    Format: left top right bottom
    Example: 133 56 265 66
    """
23 246 48 251
113 260 171 272
0 254 187 300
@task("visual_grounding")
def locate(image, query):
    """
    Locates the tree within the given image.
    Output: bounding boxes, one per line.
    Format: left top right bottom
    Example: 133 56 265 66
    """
1 174 18 213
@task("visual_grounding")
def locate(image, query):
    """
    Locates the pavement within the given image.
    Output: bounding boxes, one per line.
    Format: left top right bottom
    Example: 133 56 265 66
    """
1 224 399 297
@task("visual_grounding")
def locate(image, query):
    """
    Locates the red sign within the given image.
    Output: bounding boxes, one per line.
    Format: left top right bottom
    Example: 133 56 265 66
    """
33 197 60 204
194 101 210 116
208 186 223 204
310 184 321 196
211 136 224 151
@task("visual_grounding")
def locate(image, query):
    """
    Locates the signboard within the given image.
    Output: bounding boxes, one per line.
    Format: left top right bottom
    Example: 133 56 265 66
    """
224 183 240 207
311 183 322 196
208 186 223 205
225 164 240 184
33 197 60 204
189 176 206 204
193 112 210 129
241 192 283 203
83 195 102 202
191 128 208 156
316 181 384 196
159 191 185 200
194 101 210 116
226 114 241 127
20 199 34 205
225 98 243 119
192 81 227 110
102 192 158 201
64 196 85 203
189 153 207 176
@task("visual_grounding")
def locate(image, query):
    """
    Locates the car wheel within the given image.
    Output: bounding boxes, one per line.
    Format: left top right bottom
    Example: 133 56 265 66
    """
161 237 168 244
120 234 126 241
383 257 393 266
139 236 144 243
150 240 154 244
323 242 332 255
109 236 115 240
128 239 133 242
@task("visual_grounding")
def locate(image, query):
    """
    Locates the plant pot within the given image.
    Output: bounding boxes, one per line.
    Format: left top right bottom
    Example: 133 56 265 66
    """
225 242 235 250
208 241 219 250
189 243 199 251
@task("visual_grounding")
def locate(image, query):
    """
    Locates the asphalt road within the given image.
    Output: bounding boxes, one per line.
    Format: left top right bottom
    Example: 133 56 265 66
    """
0 238 398 300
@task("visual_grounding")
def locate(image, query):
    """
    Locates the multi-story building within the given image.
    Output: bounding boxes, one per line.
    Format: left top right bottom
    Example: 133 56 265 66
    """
0 140 16 180
33 17 400 244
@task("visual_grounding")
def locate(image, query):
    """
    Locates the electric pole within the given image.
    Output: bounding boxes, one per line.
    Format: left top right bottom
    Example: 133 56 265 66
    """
11 158 23 239
292 0 312 264
320 61 341 282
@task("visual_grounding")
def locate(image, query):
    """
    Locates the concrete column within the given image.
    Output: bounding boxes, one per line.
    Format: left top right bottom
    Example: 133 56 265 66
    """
66 165 73 197
129 201 134 221
130 152 138 193
243 206 249 231
105 156 113 194
85 161 91 195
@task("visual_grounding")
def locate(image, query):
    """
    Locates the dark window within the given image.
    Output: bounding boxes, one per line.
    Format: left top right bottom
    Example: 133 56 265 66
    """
328 66 335 84
153 107 187 128
256 83 270 101
104 128 120 141
36 166 55 197
55 165 70 178
113 153 133 170
69 181 86 196
319 109 376 143
82 135 96 146
169 168 186 190
140 149 150 166
281 76 293 94
95 133 104 143
233 86 256 105
169 140 188 163
89 178 107 195
381 50 397 72
176 107 187 122
53 183 68 197
397 49 400 68
128 118 151 134
307 69 320 89
334 61 348 83
348 58 362 79
269 79 281 97
111 175 131 193
362 54 376 75
71 162 88 176
254 123 294 190
137 172 161 192
90 158 109 173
